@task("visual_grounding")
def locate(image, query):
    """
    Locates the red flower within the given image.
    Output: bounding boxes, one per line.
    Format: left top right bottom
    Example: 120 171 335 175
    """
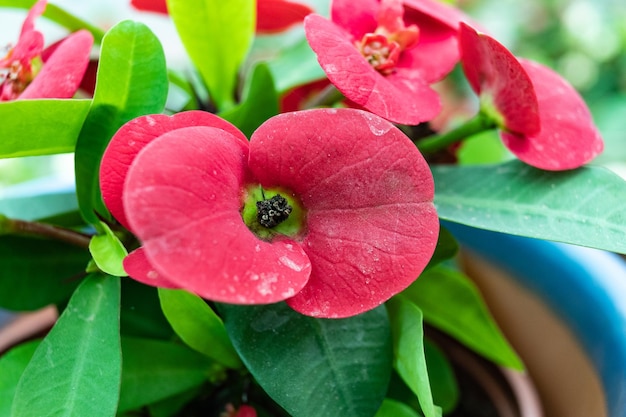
100 109 438 318
130 0 312 34
459 23 603 170
304 0 469 125
220 403 257 417
0 0 93 101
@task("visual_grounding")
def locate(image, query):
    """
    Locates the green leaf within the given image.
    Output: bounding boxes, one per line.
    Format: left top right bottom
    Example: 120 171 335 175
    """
0 340 41 416
166 0 254 110
158 288 242 369
221 302 392 417
120 280 174 340
375 399 422 417
219 63 279 137
425 225 458 270
0 100 90 158
403 266 523 370
89 222 128 276
266 38 327 93
0 235 90 310
74 20 168 225
11 274 121 417
432 160 626 254
118 337 215 413
423 339 458 414
386 296 441 417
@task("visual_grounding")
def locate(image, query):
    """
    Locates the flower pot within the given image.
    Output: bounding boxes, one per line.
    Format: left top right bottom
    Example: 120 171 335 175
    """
447 222 626 417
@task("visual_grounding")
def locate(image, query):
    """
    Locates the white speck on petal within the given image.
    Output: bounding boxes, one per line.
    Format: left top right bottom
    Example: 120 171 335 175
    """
279 255 305 272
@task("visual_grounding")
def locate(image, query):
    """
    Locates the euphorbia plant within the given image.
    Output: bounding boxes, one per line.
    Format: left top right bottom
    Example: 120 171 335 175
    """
0 0 624 417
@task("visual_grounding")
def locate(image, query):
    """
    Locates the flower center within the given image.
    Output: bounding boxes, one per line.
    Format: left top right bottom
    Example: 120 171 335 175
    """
0 49 41 101
356 0 420 75
241 185 306 241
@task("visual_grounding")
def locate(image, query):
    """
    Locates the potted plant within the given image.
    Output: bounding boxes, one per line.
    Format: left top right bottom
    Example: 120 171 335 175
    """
0 0 624 416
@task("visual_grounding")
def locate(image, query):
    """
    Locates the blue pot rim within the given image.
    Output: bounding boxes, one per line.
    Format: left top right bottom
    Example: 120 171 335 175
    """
445 222 626 417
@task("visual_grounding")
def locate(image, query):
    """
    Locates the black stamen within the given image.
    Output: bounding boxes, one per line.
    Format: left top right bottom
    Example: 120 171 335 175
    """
256 195 292 228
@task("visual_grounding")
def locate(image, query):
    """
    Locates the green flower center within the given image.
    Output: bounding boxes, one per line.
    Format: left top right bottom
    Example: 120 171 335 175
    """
241 185 306 241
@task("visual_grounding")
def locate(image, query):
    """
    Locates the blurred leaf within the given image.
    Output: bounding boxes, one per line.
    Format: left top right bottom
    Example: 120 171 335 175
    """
0 180 77 221
457 130 511 165
118 337 214 413
75 20 168 225
120 280 173 340
432 160 626 254
89 222 128 276
158 288 242 369
425 225 458 269
403 266 523 370
221 302 392 417
0 100 90 158
166 0 254 110
11 274 121 417
146 386 204 417
423 339 458 414
220 63 278 137
386 296 441 417
0 340 41 416
267 38 327 93
375 399 422 417
0 235 89 310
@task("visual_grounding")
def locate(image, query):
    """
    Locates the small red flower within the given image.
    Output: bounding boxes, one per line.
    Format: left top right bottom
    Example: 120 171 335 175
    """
220 403 257 417
0 0 93 101
100 109 438 318
459 23 603 170
305 0 469 124
130 0 312 34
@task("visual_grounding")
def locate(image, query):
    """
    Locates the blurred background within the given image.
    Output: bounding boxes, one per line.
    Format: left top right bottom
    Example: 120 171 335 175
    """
0 0 624 190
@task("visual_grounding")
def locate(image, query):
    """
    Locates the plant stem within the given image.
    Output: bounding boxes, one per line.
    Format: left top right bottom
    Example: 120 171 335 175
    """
416 114 497 154
303 84 344 109
0 215 92 248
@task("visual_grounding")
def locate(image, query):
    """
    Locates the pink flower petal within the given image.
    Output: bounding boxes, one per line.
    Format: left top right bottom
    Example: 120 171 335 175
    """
123 248 180 289
124 126 311 304
256 0 313 34
459 23 540 136
304 14 440 125
331 0 379 41
100 111 247 229
403 0 470 30
249 109 438 318
20 30 93 99
130 0 168 14
20 0 47 37
501 60 604 170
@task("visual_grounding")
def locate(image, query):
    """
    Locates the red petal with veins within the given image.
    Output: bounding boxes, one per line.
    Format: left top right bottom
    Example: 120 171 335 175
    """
331 0 379 41
305 14 440 125
501 60 603 170
459 23 540 136
100 111 247 229
123 248 179 289
257 0 313 34
249 109 438 318
20 30 94 99
124 126 311 304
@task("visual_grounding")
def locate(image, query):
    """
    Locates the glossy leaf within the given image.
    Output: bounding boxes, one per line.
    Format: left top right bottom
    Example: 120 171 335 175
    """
266 38 326 93
432 160 626 254
74 20 168 225
89 221 128 276
375 399 422 417
0 235 90 311
117 337 214 412
11 274 121 417
403 266 523 370
423 339 458 414
219 63 278 137
386 296 441 417
0 340 41 416
425 225 458 270
166 0 254 110
158 288 242 368
120 280 174 340
0 99 90 158
221 302 392 417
